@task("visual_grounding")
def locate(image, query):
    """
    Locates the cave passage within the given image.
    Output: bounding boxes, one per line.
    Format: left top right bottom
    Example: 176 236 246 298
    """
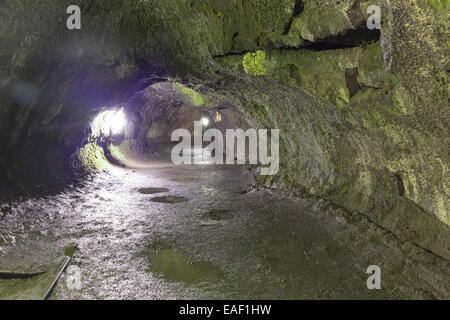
1 81 448 300
0 0 449 301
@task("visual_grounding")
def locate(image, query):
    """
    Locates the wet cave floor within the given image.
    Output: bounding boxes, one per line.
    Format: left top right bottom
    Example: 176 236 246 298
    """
0 150 448 299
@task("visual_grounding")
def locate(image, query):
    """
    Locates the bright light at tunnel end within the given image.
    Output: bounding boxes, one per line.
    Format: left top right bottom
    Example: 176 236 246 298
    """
91 108 127 137
110 108 126 135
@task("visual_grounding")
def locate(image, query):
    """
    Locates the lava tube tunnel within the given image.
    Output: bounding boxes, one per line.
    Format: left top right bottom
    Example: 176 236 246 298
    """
0 1 448 301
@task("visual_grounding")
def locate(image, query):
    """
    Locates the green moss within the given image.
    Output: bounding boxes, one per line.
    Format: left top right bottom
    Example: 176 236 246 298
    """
243 50 267 76
382 95 401 117
352 192 364 207
108 140 132 163
432 66 449 99
358 42 397 89
426 0 449 14
217 42 396 111
78 142 111 172
64 243 77 257
173 82 216 107
346 87 404 132
215 54 245 73
0 272 55 300
339 182 353 195
245 102 269 124
289 5 352 42
333 86 350 110
268 47 362 108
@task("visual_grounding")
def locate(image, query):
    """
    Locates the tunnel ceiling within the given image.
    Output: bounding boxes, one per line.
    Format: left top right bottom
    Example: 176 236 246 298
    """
0 0 449 259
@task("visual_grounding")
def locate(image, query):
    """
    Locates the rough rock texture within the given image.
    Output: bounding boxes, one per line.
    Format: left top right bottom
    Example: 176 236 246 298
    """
0 1 448 258
212 0 450 259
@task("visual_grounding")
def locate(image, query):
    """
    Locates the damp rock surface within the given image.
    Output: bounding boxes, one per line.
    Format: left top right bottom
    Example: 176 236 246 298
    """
0 156 448 300
0 0 448 262
150 196 189 204
170 178 196 183
202 210 234 222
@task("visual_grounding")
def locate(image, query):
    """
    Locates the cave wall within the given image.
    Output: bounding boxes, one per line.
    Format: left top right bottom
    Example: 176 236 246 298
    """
210 0 450 258
0 1 448 257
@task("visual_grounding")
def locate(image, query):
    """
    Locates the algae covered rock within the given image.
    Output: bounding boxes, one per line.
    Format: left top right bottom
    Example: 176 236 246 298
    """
288 4 353 42
243 50 267 76
358 42 396 89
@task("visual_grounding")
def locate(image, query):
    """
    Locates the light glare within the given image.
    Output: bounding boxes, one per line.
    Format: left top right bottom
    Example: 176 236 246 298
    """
110 109 126 135
91 108 127 137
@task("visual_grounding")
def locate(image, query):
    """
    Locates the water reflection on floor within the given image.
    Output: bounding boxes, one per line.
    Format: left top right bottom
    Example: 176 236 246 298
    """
147 247 223 284
0 152 449 299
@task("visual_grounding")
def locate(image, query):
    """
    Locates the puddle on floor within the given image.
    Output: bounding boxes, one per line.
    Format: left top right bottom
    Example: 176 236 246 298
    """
170 178 196 183
150 196 188 203
200 210 234 225
138 187 170 195
147 248 222 283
